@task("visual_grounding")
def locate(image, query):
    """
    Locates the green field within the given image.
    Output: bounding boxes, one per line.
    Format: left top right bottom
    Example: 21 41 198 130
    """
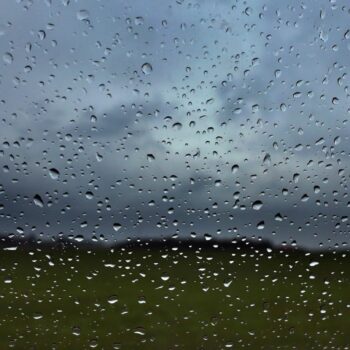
0 242 348 349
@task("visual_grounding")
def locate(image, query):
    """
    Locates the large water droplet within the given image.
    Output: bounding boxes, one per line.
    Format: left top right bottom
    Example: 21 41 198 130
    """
49 168 60 180
141 63 152 75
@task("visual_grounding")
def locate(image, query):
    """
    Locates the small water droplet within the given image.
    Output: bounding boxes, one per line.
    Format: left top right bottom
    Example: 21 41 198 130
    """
161 274 169 281
3 52 13 64
77 10 89 21
172 122 182 130
257 221 265 230
33 194 44 208
134 327 146 336
72 326 81 336
252 200 263 210
231 164 239 173
147 154 155 162
107 295 118 304
85 191 94 199
33 313 43 320
113 223 122 232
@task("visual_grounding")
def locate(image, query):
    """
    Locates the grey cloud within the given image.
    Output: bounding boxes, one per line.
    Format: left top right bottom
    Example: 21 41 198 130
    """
0 0 349 250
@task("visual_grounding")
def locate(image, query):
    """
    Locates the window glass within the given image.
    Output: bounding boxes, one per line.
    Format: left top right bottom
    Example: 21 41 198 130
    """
0 0 349 348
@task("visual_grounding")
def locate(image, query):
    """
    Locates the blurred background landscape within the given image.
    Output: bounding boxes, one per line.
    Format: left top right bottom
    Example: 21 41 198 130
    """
0 0 349 348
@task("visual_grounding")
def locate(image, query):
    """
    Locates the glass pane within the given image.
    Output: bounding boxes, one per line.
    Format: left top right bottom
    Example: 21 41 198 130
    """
0 0 349 348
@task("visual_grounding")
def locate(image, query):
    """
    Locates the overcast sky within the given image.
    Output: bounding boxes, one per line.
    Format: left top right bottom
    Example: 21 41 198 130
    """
0 0 350 249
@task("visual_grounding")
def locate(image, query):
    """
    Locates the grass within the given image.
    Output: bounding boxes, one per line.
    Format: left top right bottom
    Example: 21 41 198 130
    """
0 241 348 349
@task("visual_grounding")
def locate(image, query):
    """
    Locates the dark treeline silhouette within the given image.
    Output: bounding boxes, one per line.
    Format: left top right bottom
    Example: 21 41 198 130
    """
0 233 345 254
